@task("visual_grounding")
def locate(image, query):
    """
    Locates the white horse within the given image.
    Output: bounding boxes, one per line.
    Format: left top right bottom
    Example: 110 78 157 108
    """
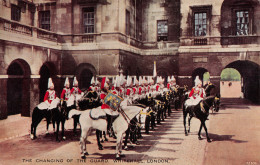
69 102 147 159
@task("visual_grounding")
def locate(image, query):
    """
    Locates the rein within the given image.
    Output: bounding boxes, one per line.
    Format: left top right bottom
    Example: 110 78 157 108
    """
119 107 140 127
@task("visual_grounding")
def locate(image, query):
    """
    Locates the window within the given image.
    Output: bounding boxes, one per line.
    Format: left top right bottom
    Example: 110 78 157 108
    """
194 12 207 36
11 4 21 21
39 11 50 31
125 10 130 36
83 7 95 33
190 5 212 37
236 10 249 36
157 20 168 41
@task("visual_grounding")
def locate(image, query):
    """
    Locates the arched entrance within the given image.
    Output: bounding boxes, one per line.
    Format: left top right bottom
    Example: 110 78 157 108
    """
39 62 57 102
220 68 242 98
76 63 97 91
224 60 260 103
192 68 208 86
7 59 31 116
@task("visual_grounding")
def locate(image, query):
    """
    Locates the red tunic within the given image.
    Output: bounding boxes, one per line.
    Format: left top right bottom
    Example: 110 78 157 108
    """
71 87 82 95
138 87 142 95
126 88 131 96
100 93 110 109
189 87 204 99
156 85 160 91
132 87 136 95
167 83 171 89
60 88 71 101
44 90 57 103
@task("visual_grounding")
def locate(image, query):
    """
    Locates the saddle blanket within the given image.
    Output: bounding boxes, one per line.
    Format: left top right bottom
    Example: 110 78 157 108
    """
37 98 60 110
89 107 119 120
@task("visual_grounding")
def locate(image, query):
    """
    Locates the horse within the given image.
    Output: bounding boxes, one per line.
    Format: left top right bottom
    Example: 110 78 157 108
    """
30 98 67 141
67 91 100 135
183 96 219 142
211 93 220 113
69 103 147 159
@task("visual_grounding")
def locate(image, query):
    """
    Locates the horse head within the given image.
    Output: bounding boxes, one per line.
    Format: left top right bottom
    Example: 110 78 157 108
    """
213 94 220 112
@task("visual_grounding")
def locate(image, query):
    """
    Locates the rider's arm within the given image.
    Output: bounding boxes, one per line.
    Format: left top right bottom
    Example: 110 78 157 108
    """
43 91 49 102
189 88 194 98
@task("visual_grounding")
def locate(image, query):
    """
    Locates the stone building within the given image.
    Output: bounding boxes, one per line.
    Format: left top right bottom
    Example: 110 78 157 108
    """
179 0 260 103
0 0 259 120
0 0 180 119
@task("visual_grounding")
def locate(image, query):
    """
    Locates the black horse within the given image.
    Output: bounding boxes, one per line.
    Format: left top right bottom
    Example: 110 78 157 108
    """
183 96 219 142
30 99 69 141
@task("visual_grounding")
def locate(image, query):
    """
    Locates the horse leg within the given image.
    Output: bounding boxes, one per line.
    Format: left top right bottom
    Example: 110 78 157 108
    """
198 122 203 140
115 132 124 160
96 130 103 150
202 121 211 142
183 107 188 136
145 115 150 134
73 116 79 136
80 129 89 159
56 121 60 142
103 131 108 142
31 111 44 139
61 119 66 140
188 116 192 133
123 128 130 150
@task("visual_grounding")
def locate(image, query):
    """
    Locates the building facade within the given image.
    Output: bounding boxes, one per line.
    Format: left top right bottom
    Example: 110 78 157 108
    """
0 0 259 120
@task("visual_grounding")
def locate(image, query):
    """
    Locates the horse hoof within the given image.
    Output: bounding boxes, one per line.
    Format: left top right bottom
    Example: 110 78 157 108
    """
185 132 188 136
30 134 34 140
116 155 121 160
207 139 212 142
84 152 89 156
198 137 203 140
81 155 86 159
63 136 66 140
98 146 103 150
105 138 108 142
123 146 129 150
46 131 49 135
101 139 104 143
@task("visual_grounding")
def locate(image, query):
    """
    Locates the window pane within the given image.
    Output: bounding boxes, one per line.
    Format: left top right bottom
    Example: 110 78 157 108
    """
39 11 50 30
157 20 168 41
194 12 207 36
236 10 249 36
83 7 95 33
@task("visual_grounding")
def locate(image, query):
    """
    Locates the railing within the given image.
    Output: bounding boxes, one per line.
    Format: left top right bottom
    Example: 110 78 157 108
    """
221 35 258 45
181 35 260 46
0 17 32 36
194 38 207 45
37 28 58 42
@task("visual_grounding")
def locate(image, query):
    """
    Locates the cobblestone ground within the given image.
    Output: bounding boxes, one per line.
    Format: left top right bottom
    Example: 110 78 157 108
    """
0 109 208 165
0 99 259 165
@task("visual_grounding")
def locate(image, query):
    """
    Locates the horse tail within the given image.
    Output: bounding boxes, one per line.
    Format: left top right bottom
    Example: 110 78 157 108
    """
68 109 82 119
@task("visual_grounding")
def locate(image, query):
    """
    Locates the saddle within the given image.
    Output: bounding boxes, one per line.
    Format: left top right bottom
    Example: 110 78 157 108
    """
89 108 119 120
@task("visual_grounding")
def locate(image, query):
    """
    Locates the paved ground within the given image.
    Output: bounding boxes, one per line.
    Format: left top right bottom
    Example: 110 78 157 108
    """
0 98 259 165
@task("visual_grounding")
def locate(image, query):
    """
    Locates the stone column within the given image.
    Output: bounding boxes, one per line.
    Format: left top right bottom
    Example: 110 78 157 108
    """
0 78 8 119
29 76 40 117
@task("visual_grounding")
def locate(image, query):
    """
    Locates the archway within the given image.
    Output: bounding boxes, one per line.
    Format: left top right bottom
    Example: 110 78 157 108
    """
220 68 242 98
7 59 31 116
192 68 208 86
224 60 260 103
76 63 97 91
39 62 57 102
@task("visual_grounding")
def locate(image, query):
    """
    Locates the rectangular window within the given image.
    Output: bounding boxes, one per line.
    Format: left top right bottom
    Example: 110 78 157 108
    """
83 7 95 33
125 10 130 36
157 20 168 41
11 4 21 21
236 10 249 36
194 12 207 36
39 11 50 31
